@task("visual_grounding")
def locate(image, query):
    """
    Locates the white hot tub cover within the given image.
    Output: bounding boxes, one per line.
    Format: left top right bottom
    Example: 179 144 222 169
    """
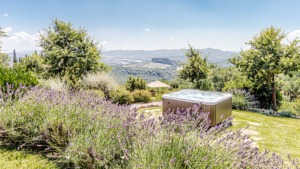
162 89 232 105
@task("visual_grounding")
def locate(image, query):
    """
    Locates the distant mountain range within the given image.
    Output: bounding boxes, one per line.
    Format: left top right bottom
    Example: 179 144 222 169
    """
3 48 239 67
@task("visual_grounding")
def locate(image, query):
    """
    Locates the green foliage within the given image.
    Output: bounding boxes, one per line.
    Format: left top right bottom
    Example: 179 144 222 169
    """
293 98 300 116
251 82 283 109
229 26 300 110
278 101 299 116
109 86 134 105
125 75 146 91
168 80 179 89
208 67 242 92
278 72 300 101
81 71 118 97
132 90 152 103
39 18 109 87
178 43 217 84
222 75 253 92
0 65 39 93
20 52 45 76
222 72 282 109
225 88 259 110
0 53 11 67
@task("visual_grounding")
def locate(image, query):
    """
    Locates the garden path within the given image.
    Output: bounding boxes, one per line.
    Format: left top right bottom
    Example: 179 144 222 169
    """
130 101 162 110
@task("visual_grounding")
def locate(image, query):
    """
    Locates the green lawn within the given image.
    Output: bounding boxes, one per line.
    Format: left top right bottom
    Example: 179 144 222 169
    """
0 146 58 169
138 107 300 163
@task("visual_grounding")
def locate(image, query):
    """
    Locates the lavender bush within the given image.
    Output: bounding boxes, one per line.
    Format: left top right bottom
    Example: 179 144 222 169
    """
0 84 298 168
225 88 260 110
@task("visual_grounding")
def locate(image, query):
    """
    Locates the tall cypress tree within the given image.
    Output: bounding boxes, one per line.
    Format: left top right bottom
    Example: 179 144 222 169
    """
13 49 17 63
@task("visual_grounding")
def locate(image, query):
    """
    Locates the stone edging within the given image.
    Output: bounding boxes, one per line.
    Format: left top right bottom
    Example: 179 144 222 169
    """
248 108 300 119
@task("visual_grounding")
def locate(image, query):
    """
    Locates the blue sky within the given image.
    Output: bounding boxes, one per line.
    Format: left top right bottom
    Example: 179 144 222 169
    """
1 0 300 52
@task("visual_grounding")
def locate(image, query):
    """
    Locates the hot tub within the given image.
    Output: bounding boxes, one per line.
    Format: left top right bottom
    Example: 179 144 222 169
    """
162 89 232 126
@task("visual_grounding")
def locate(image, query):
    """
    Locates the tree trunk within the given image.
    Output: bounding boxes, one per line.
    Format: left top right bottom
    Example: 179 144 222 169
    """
272 74 276 111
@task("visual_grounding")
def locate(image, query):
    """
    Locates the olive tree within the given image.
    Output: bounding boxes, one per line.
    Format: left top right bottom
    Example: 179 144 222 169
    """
229 26 300 110
38 18 109 87
178 43 217 90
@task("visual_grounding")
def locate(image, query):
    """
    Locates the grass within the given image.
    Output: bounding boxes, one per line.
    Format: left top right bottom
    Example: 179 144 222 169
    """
229 109 300 163
138 107 300 163
278 101 300 116
0 146 58 169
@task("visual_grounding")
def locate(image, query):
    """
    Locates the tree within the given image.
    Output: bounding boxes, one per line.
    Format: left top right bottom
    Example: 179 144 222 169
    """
0 53 11 67
20 52 44 76
125 75 146 91
178 43 217 89
278 71 300 101
13 49 17 63
38 18 109 87
229 26 300 110
0 27 8 51
208 66 242 92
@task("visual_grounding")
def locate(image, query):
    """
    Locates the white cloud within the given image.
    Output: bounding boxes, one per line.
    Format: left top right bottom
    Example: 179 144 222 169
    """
144 28 150 32
169 35 175 40
2 31 43 51
100 40 109 45
3 27 12 33
287 30 300 40
3 13 8 17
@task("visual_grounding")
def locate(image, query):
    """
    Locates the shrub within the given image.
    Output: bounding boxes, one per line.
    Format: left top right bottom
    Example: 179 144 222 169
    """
38 77 70 92
0 65 39 94
208 66 242 92
223 76 282 110
132 90 152 103
293 98 300 116
125 75 146 91
279 111 292 117
168 80 179 89
109 86 134 105
0 86 298 168
225 88 259 110
81 71 118 97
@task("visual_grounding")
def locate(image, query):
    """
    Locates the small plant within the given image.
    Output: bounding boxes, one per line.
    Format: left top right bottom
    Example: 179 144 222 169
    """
0 65 39 94
39 77 70 92
109 86 134 105
81 71 118 97
279 111 292 117
225 88 259 110
125 75 146 91
132 90 152 103
168 80 179 89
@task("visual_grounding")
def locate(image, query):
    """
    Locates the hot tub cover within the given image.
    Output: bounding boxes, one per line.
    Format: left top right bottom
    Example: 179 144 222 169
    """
162 89 232 105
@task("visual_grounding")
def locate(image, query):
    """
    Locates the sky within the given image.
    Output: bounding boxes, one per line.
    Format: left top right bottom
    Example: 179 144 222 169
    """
1 0 300 52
